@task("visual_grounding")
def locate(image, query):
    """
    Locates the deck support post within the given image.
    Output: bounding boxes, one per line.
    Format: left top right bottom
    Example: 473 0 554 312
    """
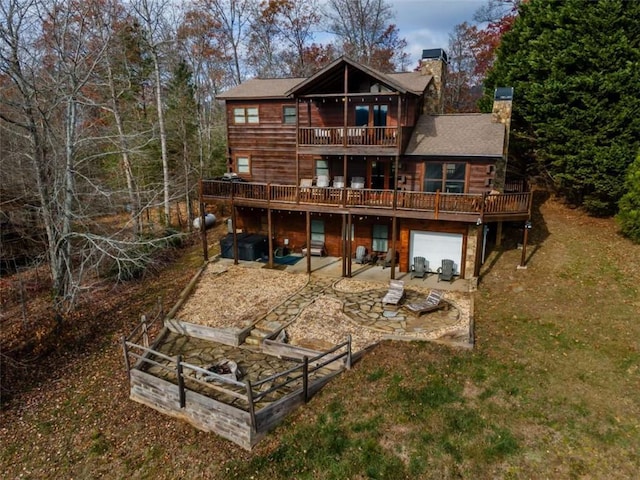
302 356 309 402
267 206 273 268
306 211 311 274
199 202 208 261
519 220 531 269
347 213 352 277
390 215 397 280
341 214 347 277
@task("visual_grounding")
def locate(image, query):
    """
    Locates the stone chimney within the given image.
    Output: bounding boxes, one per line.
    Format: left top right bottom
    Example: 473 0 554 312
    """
420 48 448 114
492 87 514 191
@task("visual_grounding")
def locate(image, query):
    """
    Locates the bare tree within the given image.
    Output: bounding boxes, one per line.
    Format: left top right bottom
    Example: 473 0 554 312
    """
248 0 323 77
178 4 231 176
194 0 254 86
0 0 184 317
445 22 482 113
130 0 174 226
324 0 408 71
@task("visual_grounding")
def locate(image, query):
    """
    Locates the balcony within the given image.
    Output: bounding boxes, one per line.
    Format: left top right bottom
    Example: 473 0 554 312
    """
298 126 398 151
201 180 531 223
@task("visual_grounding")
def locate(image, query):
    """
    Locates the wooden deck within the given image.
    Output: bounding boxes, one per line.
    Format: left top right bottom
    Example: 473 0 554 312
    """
200 180 531 222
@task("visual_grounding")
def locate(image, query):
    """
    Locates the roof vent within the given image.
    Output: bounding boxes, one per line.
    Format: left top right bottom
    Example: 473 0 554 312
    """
421 48 448 63
494 87 514 100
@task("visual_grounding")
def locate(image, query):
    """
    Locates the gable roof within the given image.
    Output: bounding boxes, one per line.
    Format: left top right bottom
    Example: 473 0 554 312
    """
285 56 431 96
217 78 305 100
217 57 433 100
405 114 505 157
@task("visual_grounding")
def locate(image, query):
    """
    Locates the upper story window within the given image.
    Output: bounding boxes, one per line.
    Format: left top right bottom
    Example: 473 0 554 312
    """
233 107 259 124
355 105 369 126
424 162 466 193
370 82 391 93
283 106 297 124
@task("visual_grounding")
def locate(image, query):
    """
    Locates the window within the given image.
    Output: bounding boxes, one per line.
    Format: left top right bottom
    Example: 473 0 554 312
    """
370 82 391 93
233 107 259 124
372 224 388 252
315 159 329 178
236 156 250 174
311 219 325 242
355 105 369 126
424 162 466 193
283 106 296 124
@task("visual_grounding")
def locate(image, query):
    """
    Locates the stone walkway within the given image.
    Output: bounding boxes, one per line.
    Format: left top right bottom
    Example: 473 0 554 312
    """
246 274 466 348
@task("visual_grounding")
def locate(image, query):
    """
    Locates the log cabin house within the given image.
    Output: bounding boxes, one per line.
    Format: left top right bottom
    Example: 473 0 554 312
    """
200 49 532 280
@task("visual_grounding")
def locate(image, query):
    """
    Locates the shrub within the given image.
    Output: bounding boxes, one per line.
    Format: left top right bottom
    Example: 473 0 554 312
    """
616 154 640 243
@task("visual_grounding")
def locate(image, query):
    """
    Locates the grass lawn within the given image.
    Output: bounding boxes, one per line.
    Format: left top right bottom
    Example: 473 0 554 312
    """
2 195 640 479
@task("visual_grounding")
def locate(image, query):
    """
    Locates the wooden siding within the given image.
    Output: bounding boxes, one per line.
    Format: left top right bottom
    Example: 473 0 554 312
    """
226 100 297 184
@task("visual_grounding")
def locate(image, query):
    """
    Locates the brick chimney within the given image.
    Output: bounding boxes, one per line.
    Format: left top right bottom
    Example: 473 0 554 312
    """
492 87 514 191
420 48 448 114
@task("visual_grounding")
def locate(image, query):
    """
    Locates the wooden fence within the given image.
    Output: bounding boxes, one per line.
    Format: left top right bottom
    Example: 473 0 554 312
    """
122 317 352 449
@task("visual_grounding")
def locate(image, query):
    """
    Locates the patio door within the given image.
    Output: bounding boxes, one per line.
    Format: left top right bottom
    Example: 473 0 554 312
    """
369 159 390 189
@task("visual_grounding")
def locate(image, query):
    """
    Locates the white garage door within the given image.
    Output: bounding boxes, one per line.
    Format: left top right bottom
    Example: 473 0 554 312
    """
410 231 463 274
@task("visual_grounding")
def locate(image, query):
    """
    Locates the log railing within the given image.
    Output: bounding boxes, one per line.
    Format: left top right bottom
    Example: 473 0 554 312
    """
298 126 398 147
201 180 531 218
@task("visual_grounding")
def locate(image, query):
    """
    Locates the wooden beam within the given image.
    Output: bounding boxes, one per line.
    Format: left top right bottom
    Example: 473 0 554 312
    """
347 214 352 277
306 211 311 274
199 202 208 261
267 206 273 268
391 215 397 280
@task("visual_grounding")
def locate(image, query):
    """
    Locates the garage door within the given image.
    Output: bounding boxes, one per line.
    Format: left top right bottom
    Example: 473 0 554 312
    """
410 231 463 274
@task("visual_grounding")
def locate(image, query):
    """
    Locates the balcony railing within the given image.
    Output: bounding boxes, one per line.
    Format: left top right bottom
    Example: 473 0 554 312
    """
298 126 398 147
200 180 531 219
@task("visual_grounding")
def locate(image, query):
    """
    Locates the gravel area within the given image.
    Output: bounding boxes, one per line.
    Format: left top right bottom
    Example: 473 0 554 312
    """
176 263 472 350
176 263 308 329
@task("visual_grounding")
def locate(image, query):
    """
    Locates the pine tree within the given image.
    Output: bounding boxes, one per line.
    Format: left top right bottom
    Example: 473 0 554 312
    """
482 0 640 216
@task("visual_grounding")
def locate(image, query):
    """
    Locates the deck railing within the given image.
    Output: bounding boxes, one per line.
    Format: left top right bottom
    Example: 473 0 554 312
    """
298 126 398 147
201 180 531 218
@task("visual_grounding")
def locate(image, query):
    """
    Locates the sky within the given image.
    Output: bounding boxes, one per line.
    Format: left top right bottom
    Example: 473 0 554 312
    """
392 0 487 66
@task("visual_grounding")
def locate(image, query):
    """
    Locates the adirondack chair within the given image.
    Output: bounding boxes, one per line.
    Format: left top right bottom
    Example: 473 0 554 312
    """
437 259 455 283
381 248 395 269
354 245 368 264
403 289 447 316
411 256 428 279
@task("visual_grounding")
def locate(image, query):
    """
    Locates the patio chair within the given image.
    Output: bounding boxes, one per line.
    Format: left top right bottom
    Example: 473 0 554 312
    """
382 279 405 306
411 256 428 279
437 259 455 283
403 289 447 316
316 175 329 188
381 248 395 269
354 245 368 264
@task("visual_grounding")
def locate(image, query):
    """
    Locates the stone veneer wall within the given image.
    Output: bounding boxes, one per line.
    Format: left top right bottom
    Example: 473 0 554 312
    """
465 224 480 279
491 99 513 191
420 59 447 114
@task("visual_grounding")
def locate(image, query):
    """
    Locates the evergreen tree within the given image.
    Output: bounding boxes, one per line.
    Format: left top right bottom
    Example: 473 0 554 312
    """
617 153 640 243
482 0 640 216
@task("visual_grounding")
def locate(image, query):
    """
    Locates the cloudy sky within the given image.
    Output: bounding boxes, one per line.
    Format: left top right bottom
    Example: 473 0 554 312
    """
392 0 486 65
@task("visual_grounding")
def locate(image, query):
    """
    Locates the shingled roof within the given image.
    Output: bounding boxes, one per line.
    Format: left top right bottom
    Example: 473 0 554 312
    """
217 78 305 100
405 114 506 157
217 57 432 100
